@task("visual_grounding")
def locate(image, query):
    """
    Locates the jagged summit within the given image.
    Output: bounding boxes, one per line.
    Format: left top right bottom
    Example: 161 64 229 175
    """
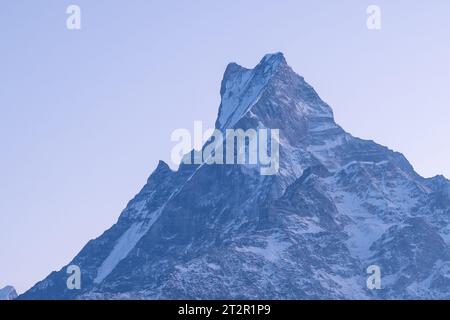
217 53 288 129
155 160 172 173
20 53 450 300
259 52 288 68
216 52 332 131
222 52 287 78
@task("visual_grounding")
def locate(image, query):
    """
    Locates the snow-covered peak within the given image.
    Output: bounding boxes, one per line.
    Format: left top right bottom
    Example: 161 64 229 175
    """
0 286 18 300
215 52 336 133
259 52 287 69
216 52 289 129
20 52 450 300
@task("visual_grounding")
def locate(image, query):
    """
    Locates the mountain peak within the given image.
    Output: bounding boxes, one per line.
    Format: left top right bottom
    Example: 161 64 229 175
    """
0 285 18 300
221 52 286 86
216 52 292 129
259 52 287 68
20 53 450 300
216 52 333 131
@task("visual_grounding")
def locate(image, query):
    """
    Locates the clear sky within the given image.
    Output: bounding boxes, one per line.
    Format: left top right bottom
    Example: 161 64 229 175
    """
1 0 449 293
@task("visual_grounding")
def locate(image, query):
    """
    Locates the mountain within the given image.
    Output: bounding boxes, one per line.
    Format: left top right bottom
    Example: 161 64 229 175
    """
0 286 18 300
20 53 450 299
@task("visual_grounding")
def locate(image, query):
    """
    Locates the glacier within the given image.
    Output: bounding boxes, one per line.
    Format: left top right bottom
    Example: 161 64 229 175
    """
19 52 450 299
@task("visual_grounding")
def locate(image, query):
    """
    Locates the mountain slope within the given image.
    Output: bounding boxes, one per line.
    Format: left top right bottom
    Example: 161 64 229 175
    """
20 53 450 299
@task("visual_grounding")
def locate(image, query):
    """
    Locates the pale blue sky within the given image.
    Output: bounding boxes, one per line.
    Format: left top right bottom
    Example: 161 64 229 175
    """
1 1 449 293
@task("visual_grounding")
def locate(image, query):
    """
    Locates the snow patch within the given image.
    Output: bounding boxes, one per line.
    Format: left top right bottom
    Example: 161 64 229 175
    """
94 222 149 284
94 207 163 284
234 235 290 263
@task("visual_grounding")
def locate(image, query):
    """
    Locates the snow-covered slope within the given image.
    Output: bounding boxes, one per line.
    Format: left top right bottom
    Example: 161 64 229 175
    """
0 286 18 300
20 53 450 299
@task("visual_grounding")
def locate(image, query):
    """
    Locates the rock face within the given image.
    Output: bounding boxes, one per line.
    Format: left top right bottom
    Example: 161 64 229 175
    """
0 286 18 300
20 53 450 299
